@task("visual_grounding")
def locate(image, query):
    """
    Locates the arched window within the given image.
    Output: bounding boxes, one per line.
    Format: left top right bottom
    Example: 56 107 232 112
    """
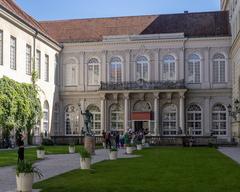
188 54 201 83
88 58 100 85
110 57 122 82
212 104 227 135
163 55 176 81
110 104 124 132
133 101 151 112
187 104 202 135
87 105 101 135
213 53 226 83
136 56 149 81
65 105 79 135
43 101 49 137
162 104 177 135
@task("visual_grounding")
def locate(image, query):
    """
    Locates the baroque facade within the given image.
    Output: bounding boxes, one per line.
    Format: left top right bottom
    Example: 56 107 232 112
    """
0 0 237 143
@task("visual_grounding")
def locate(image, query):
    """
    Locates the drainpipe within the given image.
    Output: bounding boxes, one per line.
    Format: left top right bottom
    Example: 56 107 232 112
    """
33 31 38 71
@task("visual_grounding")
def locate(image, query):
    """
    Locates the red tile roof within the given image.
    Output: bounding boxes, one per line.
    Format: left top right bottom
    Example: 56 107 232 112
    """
0 0 59 46
40 11 231 43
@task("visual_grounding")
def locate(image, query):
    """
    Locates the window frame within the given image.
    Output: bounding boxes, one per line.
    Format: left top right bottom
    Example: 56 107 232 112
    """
162 55 176 81
188 54 201 84
212 53 226 83
10 36 16 70
187 104 203 136
26 44 32 75
109 57 122 83
0 30 3 66
87 58 100 85
44 54 49 82
135 56 149 81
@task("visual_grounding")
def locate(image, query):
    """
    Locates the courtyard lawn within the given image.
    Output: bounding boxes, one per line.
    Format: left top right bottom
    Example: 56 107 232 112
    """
34 147 240 192
0 145 84 167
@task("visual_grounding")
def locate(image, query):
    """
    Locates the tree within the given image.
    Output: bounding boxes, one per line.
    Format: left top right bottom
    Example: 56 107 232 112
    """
0 75 42 144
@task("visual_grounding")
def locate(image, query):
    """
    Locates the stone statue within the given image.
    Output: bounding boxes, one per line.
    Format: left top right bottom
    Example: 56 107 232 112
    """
81 109 94 136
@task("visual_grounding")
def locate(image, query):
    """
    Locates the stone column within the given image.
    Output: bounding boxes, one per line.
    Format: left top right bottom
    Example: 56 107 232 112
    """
154 92 160 136
100 94 106 132
124 93 129 133
179 92 185 134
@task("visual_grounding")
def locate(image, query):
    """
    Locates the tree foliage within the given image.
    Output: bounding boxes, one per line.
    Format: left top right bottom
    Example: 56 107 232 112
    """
0 76 42 138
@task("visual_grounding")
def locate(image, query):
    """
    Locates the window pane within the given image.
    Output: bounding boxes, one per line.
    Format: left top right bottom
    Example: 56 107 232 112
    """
44 55 49 82
10 36 16 70
26 45 31 75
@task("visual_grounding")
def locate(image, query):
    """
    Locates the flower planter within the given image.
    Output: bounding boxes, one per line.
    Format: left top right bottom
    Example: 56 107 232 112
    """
144 143 150 148
80 157 91 170
109 151 118 160
69 146 75 154
102 142 106 149
126 146 133 154
137 144 142 150
16 173 33 192
37 150 45 159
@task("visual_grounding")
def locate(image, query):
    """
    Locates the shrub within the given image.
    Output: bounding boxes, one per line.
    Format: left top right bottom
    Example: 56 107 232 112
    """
110 147 118 152
79 148 91 159
37 145 44 150
42 138 54 146
16 161 43 178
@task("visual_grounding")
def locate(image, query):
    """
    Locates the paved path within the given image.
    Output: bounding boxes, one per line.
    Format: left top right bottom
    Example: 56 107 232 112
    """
0 148 139 192
218 147 240 164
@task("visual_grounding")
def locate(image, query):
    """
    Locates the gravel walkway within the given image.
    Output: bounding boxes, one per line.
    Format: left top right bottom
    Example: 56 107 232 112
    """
0 148 139 192
218 147 240 164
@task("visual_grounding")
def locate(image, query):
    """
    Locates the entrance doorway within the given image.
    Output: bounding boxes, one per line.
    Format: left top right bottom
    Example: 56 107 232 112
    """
134 121 149 132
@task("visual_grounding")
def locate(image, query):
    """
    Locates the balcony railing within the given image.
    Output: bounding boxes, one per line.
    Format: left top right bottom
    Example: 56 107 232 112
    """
99 79 186 91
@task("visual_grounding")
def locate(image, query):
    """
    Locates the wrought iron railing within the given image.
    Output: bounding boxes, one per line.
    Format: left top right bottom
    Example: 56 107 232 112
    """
99 79 185 91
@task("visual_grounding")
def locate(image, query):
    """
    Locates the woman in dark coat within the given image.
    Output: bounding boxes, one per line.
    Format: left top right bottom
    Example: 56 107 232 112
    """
16 130 26 162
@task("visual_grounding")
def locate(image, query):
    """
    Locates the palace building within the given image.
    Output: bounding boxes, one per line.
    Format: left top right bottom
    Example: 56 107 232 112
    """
0 0 238 144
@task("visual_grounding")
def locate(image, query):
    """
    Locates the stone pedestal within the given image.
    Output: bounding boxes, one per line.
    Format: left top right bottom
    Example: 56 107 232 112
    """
84 136 95 155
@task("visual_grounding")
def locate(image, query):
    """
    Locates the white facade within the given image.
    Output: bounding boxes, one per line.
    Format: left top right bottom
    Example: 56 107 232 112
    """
59 34 232 141
0 5 61 140
222 0 240 142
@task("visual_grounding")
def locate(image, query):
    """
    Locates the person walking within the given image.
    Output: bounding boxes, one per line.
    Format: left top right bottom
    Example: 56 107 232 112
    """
16 129 26 162
105 131 112 149
115 132 120 148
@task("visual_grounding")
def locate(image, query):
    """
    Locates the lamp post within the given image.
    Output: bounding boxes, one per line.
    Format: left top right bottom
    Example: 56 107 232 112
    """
227 99 240 120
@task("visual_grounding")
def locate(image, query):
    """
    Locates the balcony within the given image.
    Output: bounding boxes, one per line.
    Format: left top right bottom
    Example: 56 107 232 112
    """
99 79 186 91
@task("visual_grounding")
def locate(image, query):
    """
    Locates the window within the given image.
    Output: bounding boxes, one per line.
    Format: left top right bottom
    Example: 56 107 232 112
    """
212 104 227 136
10 36 16 70
88 58 100 85
44 54 49 82
87 105 101 135
110 104 124 132
0 30 3 65
162 104 177 135
163 55 176 81
110 57 122 82
213 53 226 83
54 103 59 135
43 101 49 137
26 44 32 75
136 56 149 81
188 54 201 83
36 50 41 79
187 104 202 135
65 105 79 135
54 54 59 85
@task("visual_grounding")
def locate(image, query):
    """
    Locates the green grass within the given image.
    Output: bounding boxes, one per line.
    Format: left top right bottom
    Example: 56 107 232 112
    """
0 145 84 167
34 147 240 192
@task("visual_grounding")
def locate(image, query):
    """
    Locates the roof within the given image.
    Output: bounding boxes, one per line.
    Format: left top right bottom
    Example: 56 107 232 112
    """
40 11 231 43
0 0 60 46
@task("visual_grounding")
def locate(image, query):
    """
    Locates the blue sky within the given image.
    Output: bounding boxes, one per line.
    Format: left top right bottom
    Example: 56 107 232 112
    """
16 0 220 21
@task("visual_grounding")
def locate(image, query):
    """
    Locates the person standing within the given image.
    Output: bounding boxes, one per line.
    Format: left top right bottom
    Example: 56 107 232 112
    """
16 130 26 162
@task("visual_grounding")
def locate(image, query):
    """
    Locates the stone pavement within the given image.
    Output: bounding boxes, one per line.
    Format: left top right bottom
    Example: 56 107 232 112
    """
0 148 139 192
218 147 240 164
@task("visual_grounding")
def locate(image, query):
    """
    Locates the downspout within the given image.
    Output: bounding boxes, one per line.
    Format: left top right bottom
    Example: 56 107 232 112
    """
33 31 38 71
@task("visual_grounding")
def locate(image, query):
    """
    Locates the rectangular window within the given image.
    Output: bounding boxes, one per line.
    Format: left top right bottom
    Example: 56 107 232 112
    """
10 36 16 70
0 30 3 65
36 50 41 79
44 54 49 82
26 44 32 75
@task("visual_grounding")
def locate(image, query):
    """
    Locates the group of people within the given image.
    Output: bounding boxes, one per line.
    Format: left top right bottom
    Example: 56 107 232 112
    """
102 129 148 149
